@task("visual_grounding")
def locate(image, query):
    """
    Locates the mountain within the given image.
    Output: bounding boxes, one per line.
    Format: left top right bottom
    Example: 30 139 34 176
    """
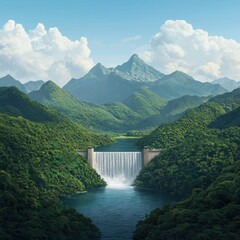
64 56 227 104
212 77 238 92
63 64 145 104
150 71 227 100
134 160 240 240
161 95 208 116
210 106 240 129
123 87 166 116
133 89 240 239
115 54 164 82
0 87 58 122
135 95 208 130
63 54 164 104
29 81 127 131
0 103 112 239
140 88 240 149
24 80 45 92
0 74 27 93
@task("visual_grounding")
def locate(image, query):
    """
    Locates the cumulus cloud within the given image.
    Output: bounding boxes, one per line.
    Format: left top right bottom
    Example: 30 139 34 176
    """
0 20 94 86
140 20 240 81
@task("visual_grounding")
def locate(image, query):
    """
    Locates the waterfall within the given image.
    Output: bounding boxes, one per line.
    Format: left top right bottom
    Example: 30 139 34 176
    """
94 152 142 186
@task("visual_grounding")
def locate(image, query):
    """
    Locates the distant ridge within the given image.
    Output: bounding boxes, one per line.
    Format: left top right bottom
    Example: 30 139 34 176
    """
0 75 27 93
212 77 238 92
64 55 227 104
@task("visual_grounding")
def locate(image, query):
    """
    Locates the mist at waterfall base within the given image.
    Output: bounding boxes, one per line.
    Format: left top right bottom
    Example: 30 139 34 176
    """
94 152 142 187
95 138 143 187
63 138 178 240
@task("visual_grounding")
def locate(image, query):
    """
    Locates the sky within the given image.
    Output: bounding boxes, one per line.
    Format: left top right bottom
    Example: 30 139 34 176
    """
0 0 240 86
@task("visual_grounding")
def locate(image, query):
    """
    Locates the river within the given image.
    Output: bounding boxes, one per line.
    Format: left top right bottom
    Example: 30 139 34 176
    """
63 138 177 240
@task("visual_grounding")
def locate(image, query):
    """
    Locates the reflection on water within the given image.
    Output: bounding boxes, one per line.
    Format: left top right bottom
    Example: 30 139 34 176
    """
64 138 177 239
64 186 177 240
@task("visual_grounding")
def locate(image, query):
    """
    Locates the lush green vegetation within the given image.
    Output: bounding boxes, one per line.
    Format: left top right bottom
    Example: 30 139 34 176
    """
0 170 101 240
135 127 240 196
139 89 240 148
134 161 240 240
0 88 113 239
29 81 127 132
134 88 240 239
0 87 59 122
123 87 166 117
29 81 207 133
210 107 240 129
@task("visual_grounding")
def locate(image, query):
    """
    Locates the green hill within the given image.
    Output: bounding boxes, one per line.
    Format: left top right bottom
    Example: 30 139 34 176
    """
134 89 240 239
140 88 240 149
123 87 166 117
210 107 240 129
0 74 27 93
162 95 208 116
0 88 113 239
29 81 125 131
150 71 226 100
134 161 240 240
0 87 58 122
0 112 111 239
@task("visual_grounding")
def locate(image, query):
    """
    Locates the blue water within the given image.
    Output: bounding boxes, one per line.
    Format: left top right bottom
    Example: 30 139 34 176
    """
95 138 141 152
64 138 177 239
64 187 176 240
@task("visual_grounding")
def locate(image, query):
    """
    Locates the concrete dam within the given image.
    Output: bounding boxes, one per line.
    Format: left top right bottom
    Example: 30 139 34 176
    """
78 147 161 185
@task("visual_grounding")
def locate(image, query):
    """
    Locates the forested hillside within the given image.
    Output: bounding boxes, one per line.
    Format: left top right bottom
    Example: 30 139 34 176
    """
134 89 240 239
134 161 240 240
0 89 112 239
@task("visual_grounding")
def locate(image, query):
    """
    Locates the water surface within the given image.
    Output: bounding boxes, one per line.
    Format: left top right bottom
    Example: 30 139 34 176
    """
64 138 177 239
64 187 176 240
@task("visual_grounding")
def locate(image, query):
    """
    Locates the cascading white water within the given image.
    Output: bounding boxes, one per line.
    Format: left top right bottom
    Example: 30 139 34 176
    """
94 152 142 186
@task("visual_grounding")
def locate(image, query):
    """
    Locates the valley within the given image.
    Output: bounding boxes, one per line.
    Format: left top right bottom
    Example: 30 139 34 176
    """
0 54 240 240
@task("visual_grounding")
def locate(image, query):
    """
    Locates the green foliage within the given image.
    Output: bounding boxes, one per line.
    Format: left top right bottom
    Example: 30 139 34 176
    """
134 87 240 239
133 161 240 240
161 95 207 116
139 102 226 149
29 81 125 131
0 170 101 240
123 87 166 117
0 87 59 122
210 107 240 129
135 127 240 196
29 81 207 133
0 91 112 239
140 89 240 148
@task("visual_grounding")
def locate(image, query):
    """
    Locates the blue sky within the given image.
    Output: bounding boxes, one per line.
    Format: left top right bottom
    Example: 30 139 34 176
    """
1 0 240 65
0 0 240 85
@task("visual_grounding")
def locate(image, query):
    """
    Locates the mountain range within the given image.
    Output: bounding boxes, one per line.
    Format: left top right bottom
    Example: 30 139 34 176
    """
0 75 44 93
63 54 226 104
0 55 231 106
212 77 239 92
29 81 206 132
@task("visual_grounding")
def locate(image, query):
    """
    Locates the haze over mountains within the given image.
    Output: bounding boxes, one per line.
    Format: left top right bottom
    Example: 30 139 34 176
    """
0 75 45 93
64 54 227 104
1 54 239 106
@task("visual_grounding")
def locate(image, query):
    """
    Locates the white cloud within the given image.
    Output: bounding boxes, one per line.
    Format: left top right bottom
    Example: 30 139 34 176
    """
0 20 94 86
122 35 142 43
140 20 240 81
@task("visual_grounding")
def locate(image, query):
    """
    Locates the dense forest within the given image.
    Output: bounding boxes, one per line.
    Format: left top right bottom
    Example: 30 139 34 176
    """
0 88 113 239
134 161 240 240
134 89 240 239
